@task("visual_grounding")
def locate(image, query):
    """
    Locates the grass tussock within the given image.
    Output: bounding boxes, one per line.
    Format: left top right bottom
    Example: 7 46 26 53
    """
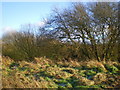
2 56 120 88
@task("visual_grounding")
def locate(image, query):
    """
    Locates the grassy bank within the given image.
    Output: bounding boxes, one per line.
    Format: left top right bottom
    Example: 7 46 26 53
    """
2 56 120 88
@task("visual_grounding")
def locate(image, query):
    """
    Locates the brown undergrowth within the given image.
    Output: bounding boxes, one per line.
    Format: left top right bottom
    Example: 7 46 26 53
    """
2 56 120 88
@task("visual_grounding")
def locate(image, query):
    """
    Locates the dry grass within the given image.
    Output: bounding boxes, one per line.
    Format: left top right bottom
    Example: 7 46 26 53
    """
2 56 120 88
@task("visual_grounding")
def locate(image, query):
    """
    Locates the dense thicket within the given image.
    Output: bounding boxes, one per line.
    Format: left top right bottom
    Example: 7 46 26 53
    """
2 2 119 62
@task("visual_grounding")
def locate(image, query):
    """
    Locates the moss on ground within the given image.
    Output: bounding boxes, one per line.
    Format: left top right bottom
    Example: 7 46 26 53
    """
2 57 120 88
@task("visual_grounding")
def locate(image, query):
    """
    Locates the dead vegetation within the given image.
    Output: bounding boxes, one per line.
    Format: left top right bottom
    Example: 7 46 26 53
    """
2 56 120 88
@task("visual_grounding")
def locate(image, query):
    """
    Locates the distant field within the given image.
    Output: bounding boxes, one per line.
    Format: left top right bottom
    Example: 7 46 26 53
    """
2 56 120 88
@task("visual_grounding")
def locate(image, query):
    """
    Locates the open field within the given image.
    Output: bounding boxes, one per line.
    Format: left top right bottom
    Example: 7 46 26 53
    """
1 2 120 89
2 56 120 88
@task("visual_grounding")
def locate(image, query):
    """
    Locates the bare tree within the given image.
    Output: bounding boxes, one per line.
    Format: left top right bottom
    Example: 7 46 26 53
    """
47 2 119 61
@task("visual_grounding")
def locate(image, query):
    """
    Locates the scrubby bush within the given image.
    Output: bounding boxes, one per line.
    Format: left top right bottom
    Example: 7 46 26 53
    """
2 2 119 63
